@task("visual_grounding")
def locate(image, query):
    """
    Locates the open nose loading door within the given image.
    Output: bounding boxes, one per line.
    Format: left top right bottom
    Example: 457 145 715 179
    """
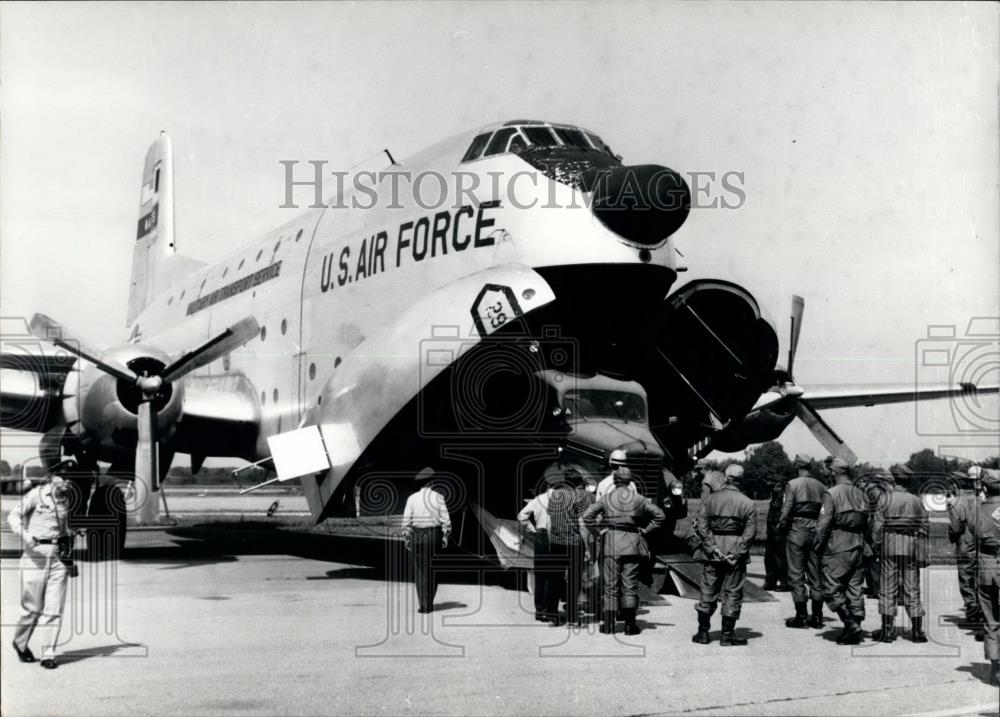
640 280 779 464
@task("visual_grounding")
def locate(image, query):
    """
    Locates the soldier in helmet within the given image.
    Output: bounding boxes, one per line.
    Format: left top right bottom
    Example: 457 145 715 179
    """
780 454 827 628
948 466 984 633
870 464 929 643
815 457 870 645
596 450 637 500
582 467 664 635
967 468 1000 685
690 464 757 647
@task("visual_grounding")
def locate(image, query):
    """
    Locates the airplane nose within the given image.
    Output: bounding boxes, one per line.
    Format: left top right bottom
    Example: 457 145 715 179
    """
584 164 691 245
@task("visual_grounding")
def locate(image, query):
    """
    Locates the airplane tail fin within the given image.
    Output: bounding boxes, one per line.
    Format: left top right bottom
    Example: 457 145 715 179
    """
127 133 206 327
127 133 176 326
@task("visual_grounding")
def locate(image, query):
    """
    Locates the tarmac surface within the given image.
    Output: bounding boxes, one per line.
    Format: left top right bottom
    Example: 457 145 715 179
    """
1 494 997 717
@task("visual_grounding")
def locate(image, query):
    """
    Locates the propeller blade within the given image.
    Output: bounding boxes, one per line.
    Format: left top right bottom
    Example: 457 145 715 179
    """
794 399 858 466
29 313 137 383
160 317 260 383
39 425 68 472
133 400 160 524
787 295 804 380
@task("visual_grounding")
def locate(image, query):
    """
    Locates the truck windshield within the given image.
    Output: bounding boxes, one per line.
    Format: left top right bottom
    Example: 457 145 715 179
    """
563 390 646 422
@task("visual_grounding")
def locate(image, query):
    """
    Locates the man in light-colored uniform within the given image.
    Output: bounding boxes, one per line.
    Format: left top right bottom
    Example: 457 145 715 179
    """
9 466 74 669
401 467 451 614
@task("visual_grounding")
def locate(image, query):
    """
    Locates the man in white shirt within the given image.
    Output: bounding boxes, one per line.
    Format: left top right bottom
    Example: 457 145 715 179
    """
8 464 74 669
518 468 555 621
596 450 638 500
401 467 452 613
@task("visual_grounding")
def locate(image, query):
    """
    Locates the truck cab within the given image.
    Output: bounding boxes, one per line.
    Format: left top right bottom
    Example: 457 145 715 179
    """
536 370 687 546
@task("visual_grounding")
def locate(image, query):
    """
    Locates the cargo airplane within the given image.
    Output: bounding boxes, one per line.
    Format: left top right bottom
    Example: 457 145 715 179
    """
2 120 996 556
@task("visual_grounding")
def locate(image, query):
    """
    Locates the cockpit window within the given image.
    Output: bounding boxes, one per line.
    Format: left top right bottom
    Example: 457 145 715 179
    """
485 128 518 156
461 122 617 163
562 390 646 422
462 133 491 162
554 128 591 149
523 126 559 147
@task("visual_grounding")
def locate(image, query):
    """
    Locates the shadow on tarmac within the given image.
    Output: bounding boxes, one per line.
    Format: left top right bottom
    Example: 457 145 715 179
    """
955 662 997 688
55 643 144 665
79 522 523 589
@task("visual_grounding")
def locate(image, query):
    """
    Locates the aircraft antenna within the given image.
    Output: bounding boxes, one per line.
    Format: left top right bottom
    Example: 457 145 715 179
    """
384 148 397 165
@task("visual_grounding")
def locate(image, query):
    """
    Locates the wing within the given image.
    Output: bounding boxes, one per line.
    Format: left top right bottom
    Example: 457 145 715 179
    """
171 380 260 461
802 381 999 410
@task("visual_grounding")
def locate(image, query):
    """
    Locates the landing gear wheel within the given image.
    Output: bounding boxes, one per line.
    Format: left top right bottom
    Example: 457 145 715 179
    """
86 484 127 560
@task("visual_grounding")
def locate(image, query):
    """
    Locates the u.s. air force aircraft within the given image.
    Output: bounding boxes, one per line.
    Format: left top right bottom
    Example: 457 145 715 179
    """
2 119 996 555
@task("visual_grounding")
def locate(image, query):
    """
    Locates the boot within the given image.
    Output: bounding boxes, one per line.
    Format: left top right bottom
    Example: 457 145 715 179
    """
990 660 1000 687
599 611 617 635
808 599 824 629
785 601 810 628
623 608 641 635
872 614 895 643
910 616 928 643
720 616 748 646
691 611 711 644
835 606 863 645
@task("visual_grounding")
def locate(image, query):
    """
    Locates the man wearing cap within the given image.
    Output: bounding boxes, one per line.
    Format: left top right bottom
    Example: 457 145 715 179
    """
779 454 827 629
814 457 869 644
8 463 75 669
401 467 451 614
870 464 929 643
582 466 664 635
690 464 757 647
949 466 984 632
519 466 558 621
968 468 1000 684
545 468 593 626
596 450 638 500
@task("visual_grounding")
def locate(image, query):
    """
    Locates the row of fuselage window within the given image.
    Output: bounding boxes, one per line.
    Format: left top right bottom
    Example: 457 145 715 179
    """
164 228 305 308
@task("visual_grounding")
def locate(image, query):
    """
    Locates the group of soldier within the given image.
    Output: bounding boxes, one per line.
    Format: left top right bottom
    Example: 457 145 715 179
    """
402 453 1000 686
757 455 930 646
761 456 1000 684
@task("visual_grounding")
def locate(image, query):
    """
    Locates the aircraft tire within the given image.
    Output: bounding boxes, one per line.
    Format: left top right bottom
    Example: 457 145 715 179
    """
86 484 127 560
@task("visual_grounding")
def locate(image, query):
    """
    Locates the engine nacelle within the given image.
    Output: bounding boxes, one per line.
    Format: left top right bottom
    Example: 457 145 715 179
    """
710 404 797 453
68 344 184 454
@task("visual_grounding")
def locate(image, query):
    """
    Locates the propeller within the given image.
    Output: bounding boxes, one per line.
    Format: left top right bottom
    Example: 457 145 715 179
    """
787 295 804 380
30 313 260 523
779 297 858 466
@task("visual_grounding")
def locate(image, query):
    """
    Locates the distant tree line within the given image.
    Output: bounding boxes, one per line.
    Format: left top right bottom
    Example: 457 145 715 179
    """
680 442 1000 499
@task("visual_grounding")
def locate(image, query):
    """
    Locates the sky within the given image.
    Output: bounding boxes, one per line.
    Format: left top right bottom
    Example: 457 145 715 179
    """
1 1 998 466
